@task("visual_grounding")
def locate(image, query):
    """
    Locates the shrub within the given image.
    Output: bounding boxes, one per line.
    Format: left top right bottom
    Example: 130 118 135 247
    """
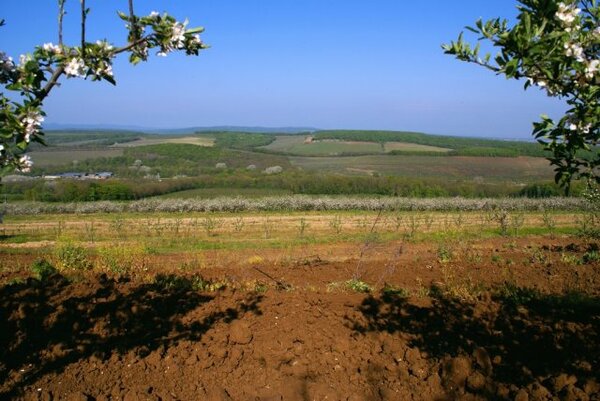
30 259 57 280
55 242 92 271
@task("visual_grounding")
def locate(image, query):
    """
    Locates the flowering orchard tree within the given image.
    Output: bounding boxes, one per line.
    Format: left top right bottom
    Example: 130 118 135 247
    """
443 0 599 194
0 1 208 176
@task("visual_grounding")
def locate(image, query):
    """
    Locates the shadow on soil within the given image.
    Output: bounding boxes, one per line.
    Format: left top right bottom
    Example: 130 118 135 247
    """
0 273 263 399
351 285 600 399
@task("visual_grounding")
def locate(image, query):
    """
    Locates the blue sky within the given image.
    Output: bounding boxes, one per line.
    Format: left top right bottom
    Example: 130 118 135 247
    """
1 1 565 138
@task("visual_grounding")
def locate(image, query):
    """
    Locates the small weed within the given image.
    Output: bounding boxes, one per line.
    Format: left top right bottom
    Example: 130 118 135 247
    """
392 215 404 232
297 217 309 237
110 216 126 239
7 277 25 286
414 277 430 297
263 217 274 239
529 248 549 265
233 217 245 233
582 250 600 264
52 220 65 239
201 216 219 236
561 253 581 265
329 215 344 235
55 242 92 271
345 279 372 293
495 282 540 305
490 209 510 236
178 258 203 271
97 245 146 275
30 259 57 281
382 284 410 297
437 244 453 264
511 213 525 236
423 214 434 230
403 215 421 240
453 213 464 229
84 221 96 243
153 274 222 292
542 210 556 237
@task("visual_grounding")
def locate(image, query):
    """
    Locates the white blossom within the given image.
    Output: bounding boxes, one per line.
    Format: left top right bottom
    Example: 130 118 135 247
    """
527 77 547 87
95 40 114 52
585 59 599 79
0 144 4 152
149 11 160 18
156 51 168 57
95 63 113 77
17 155 33 173
18 54 32 67
0 52 15 73
191 34 202 45
171 21 188 48
556 2 581 26
64 58 86 77
42 42 62 54
21 111 44 143
568 123 578 131
564 42 585 62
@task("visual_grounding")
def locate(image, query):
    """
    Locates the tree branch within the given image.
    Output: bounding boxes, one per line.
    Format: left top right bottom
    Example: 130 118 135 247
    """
38 65 65 102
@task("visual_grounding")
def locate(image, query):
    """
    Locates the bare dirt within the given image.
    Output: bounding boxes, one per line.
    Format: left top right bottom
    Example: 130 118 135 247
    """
1 236 599 401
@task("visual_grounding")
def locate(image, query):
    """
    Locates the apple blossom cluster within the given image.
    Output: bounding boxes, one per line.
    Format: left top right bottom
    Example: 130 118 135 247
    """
21 110 44 143
444 0 600 190
0 7 207 177
0 51 15 76
64 58 86 77
556 2 581 31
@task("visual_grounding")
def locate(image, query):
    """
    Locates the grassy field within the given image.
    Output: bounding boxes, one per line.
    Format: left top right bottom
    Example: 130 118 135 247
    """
259 136 382 155
289 154 554 181
260 135 453 156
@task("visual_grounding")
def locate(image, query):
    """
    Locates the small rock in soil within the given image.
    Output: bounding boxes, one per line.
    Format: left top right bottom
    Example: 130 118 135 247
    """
66 393 88 401
551 373 578 393
466 371 486 392
443 356 472 390
514 388 529 401
473 347 493 375
229 321 253 345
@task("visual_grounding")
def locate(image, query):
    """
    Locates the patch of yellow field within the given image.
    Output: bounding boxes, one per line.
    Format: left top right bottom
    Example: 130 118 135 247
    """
384 142 452 152
117 136 215 147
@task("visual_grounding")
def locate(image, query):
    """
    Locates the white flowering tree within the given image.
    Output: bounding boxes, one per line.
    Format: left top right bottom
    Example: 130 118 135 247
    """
443 0 599 195
0 1 207 177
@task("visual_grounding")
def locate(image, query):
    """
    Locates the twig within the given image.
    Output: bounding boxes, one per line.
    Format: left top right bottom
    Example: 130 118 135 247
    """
58 0 66 46
128 0 138 41
80 0 86 53
352 206 384 280
252 266 292 291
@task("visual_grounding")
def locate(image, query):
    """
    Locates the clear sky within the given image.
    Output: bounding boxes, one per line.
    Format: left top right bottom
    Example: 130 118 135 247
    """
1 1 566 138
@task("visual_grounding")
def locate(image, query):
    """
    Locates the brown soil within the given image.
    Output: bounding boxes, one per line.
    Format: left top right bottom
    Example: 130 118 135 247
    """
1 236 599 401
